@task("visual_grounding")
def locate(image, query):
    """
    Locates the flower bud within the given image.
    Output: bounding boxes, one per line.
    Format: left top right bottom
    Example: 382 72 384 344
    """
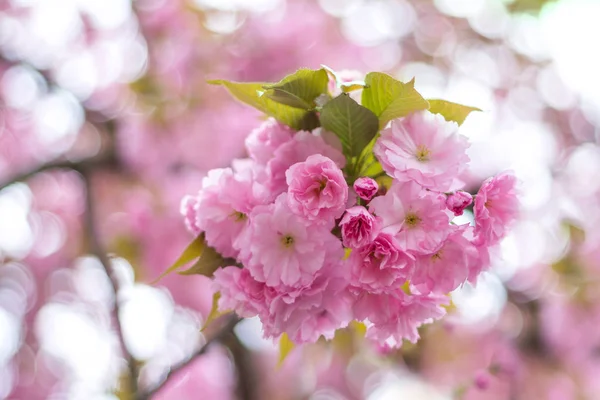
446 191 473 216
353 177 379 201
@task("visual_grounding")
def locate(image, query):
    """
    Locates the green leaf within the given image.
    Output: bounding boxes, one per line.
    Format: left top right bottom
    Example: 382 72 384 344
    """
201 292 230 332
208 79 320 130
152 234 205 283
427 99 482 125
263 68 329 109
361 72 429 128
178 244 234 277
277 333 295 368
320 94 379 160
340 81 367 93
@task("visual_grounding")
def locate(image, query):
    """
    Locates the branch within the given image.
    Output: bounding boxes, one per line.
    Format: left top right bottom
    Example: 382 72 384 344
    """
224 327 258 400
136 315 242 400
0 153 116 192
81 169 139 395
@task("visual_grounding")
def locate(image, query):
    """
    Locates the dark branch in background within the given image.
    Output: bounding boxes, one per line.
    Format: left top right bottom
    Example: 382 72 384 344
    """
81 168 140 395
224 327 258 400
136 316 242 400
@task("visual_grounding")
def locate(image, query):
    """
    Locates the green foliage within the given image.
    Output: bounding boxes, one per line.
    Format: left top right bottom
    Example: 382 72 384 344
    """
153 234 234 283
278 332 295 367
208 80 320 131
263 68 330 109
427 99 481 126
361 73 429 129
320 94 379 160
152 234 206 283
208 68 330 131
201 292 229 332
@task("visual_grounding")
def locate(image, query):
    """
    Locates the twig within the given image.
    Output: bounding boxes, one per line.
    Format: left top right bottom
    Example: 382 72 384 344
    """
0 153 116 192
81 169 140 395
136 316 242 400
224 328 258 400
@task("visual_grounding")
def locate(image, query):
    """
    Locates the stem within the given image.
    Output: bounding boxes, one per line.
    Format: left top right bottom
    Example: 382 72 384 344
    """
81 169 140 395
136 316 241 400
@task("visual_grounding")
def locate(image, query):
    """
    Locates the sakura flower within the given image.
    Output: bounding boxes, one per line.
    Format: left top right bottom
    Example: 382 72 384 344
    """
245 118 294 164
353 289 448 347
340 206 379 248
188 168 258 258
446 190 473 216
374 111 470 192
474 172 519 246
264 265 353 343
180 195 201 235
241 194 343 288
412 225 479 294
266 130 346 198
369 181 451 254
349 231 415 292
212 266 273 318
286 154 348 224
353 177 379 201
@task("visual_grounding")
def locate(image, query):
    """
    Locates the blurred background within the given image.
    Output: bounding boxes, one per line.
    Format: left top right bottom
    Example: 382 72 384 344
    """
1 0 600 398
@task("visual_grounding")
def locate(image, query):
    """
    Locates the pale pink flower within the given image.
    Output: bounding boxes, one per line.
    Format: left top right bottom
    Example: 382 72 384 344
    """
474 172 519 246
245 118 294 164
286 154 348 224
374 111 470 192
266 131 345 198
240 194 343 288
412 225 478 294
340 206 379 248
353 290 448 347
353 177 379 201
180 195 201 235
349 231 415 292
188 168 258 258
446 191 473 216
264 265 353 343
212 266 273 318
369 181 451 254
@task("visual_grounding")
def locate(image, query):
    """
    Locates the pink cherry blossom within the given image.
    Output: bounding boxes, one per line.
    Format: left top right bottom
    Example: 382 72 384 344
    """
245 118 294 165
264 265 353 343
286 154 348 224
412 225 479 294
266 131 346 198
446 191 473 216
353 177 379 201
353 289 448 347
212 266 273 318
240 194 343 288
340 206 379 248
349 231 415 292
180 195 201 235
188 168 258 258
474 172 519 246
374 111 470 192
369 181 451 254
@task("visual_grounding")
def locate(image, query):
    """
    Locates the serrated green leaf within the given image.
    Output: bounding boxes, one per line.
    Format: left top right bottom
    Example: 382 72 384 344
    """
427 99 482 126
320 94 379 160
152 234 205 284
208 79 320 130
201 292 231 332
340 81 367 93
178 244 233 277
361 72 429 129
277 333 295 368
263 68 329 109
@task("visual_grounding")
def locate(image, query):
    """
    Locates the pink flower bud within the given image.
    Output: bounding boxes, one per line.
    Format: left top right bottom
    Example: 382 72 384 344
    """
340 206 378 248
474 371 491 390
446 191 473 216
353 177 379 201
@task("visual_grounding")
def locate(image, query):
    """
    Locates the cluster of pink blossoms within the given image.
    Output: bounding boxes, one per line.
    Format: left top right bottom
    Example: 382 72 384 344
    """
181 111 518 348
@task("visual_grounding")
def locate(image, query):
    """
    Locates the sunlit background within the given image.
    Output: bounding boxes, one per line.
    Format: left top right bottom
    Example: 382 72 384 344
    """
2 0 600 399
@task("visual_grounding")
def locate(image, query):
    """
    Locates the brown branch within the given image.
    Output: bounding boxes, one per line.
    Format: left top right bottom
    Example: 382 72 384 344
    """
224 328 258 400
81 168 140 395
136 316 242 400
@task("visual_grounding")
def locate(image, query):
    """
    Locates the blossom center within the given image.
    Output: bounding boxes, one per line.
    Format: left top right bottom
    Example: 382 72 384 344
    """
404 212 421 228
415 145 431 162
431 251 443 261
230 211 247 222
281 234 295 248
